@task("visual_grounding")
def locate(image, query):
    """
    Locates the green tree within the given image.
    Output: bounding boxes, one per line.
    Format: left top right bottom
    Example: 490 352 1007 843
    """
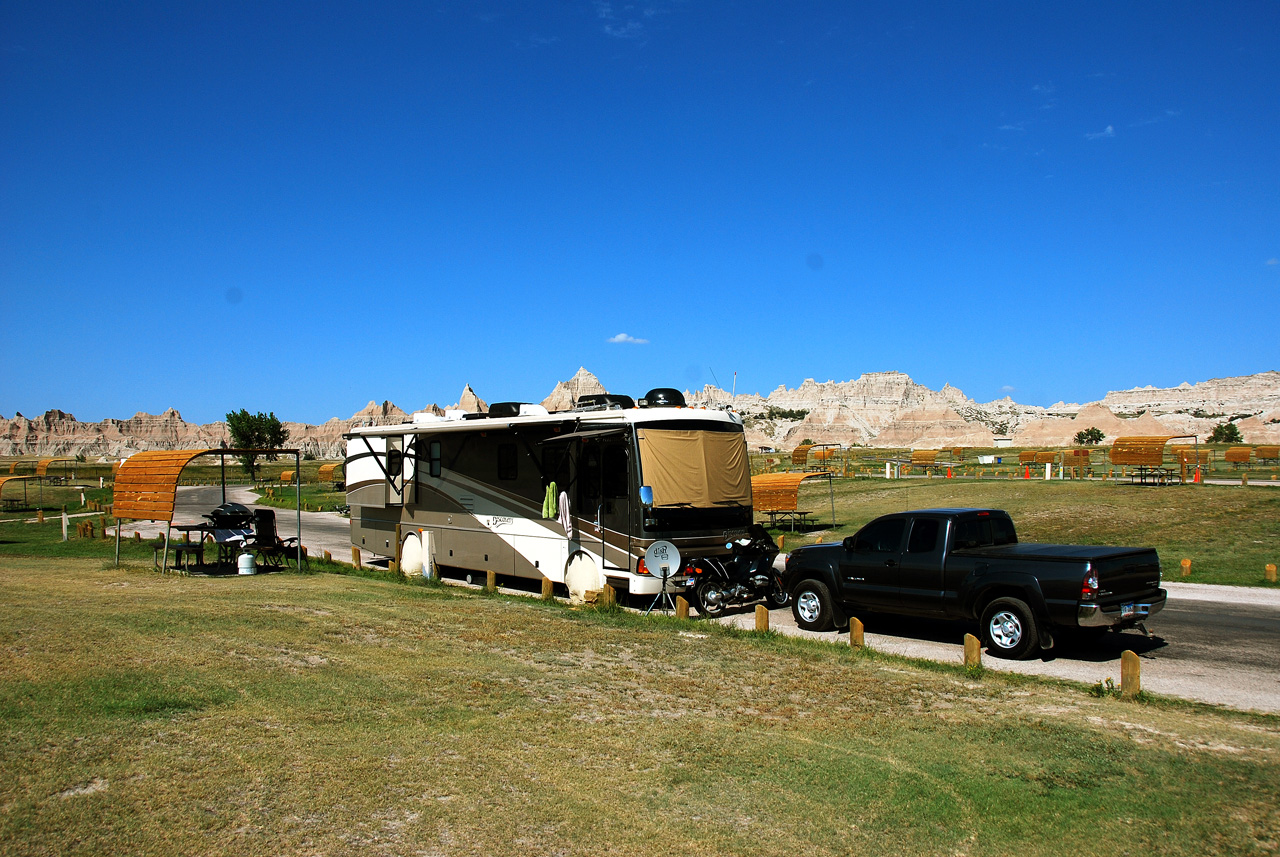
1207 421 1243 444
225 409 290 479
1074 427 1105 445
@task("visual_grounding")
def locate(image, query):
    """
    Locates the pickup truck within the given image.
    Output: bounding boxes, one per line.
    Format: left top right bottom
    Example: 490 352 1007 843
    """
782 508 1166 659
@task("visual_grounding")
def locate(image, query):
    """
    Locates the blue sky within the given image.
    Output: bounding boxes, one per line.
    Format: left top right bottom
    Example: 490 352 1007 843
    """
3 2 1277 424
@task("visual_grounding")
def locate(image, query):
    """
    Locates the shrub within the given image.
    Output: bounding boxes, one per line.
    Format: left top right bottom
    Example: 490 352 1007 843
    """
1074 427 1105 445
1208 422 1243 444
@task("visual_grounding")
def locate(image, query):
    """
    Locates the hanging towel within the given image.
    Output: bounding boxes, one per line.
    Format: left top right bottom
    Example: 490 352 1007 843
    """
557 491 575 539
542 481 557 519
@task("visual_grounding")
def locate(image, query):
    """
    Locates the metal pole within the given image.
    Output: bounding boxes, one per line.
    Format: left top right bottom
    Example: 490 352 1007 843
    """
114 517 121 566
221 452 226 505
162 524 171 574
828 473 836 528
296 451 302 569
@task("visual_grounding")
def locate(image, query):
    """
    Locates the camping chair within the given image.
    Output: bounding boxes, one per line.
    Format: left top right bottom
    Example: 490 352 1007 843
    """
249 508 300 568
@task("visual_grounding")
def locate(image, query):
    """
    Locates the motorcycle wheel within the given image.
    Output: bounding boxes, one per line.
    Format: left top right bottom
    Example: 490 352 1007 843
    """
695 580 729 617
766 586 790 608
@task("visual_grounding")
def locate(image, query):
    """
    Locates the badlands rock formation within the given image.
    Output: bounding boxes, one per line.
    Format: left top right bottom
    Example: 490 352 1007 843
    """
3 369 1278 458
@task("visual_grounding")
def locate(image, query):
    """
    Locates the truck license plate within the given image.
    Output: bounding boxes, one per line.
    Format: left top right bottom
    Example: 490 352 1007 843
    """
1121 602 1135 619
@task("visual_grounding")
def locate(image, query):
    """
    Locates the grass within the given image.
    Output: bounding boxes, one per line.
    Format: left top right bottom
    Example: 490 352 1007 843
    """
0 557 1277 856
776 476 1280 587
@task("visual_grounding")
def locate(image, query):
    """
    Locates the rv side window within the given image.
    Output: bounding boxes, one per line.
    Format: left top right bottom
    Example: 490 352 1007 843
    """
497 443 517 481
429 441 441 478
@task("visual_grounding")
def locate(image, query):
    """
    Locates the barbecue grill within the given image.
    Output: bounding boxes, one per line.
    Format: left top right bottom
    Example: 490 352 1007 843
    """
203 502 254 564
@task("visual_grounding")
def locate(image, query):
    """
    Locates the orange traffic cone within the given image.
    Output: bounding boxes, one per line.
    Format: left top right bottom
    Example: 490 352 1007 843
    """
946 466 953 478
1024 464 1030 479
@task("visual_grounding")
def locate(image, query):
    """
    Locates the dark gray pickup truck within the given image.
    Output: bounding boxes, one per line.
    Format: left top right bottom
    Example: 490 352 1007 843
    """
782 508 1166 658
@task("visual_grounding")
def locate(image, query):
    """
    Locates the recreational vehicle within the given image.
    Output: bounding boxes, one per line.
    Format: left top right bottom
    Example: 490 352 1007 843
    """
344 389 753 601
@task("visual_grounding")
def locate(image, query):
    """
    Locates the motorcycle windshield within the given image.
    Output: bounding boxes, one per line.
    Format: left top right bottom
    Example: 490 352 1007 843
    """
636 428 751 509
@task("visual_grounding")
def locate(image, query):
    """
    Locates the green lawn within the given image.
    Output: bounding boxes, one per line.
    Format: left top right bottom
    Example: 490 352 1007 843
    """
0 557 1276 856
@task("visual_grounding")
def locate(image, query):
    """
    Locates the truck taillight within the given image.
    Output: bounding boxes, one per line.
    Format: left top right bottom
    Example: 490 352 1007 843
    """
1082 568 1099 601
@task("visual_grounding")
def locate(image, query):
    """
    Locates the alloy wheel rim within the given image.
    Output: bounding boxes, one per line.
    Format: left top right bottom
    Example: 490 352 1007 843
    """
797 591 821 623
989 610 1023 648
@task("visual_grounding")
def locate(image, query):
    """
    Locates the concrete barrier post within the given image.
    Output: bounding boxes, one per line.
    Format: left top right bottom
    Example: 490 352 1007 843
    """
1121 650 1141 698
676 595 689 620
964 633 982 669
755 604 769 632
849 617 864 648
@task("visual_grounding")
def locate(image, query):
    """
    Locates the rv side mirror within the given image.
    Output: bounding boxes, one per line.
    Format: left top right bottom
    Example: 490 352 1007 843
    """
639 486 654 508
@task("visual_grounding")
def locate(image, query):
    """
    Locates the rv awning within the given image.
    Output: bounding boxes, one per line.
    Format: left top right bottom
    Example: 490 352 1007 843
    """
538 428 629 444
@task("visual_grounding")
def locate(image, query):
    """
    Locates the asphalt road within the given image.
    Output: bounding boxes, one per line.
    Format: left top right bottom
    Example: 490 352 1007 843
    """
145 486 1280 713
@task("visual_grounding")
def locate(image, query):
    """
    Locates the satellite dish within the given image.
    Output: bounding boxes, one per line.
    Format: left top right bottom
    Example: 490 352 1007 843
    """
644 540 681 580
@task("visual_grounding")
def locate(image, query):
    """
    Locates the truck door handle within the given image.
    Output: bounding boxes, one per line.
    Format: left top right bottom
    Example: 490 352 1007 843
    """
884 559 897 568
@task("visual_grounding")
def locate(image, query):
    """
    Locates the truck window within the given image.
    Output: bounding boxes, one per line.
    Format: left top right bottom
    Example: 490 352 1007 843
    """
853 518 906 553
952 516 1018 550
907 518 939 553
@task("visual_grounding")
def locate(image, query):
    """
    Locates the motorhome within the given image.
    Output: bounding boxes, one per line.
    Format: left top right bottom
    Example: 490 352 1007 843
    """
344 389 753 601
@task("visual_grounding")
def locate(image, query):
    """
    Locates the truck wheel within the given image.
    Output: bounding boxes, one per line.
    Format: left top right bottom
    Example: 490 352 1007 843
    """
980 597 1039 660
791 580 835 632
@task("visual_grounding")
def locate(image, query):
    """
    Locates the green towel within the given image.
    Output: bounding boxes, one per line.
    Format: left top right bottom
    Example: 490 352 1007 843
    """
542 481 557 518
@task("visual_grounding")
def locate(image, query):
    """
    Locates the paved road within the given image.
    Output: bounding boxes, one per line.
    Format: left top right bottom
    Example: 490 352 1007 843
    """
714 583 1280 713
127 486 1280 713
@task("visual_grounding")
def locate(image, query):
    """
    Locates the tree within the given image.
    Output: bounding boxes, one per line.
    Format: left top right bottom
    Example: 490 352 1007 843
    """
1074 427 1105 445
225 409 290 479
1208 421 1243 444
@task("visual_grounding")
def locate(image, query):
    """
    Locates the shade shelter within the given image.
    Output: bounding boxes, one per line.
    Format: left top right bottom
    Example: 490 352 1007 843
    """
35 457 74 480
1109 435 1199 483
112 447 301 571
0 475 38 510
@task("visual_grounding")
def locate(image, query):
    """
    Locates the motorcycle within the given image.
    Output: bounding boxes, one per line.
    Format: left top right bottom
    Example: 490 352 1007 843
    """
689 524 790 617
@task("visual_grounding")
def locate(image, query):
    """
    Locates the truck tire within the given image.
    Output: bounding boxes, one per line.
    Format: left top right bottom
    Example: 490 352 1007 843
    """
792 579 835 632
980 597 1039 660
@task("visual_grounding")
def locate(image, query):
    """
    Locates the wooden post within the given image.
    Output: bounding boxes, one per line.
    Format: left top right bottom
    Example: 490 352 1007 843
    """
676 595 689 619
352 546 361 569
541 577 554 599
1180 558 1191 577
755 603 769 632
778 535 785 550
1242 473 1249 487
323 550 331 563
849 617 864 648
1266 563 1277 583
1120 650 1141 698
36 509 44 523
601 583 616 608
964 633 982 669
485 569 496 592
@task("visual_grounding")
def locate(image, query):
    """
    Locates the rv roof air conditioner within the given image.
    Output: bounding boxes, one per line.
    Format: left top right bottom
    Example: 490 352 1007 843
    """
638 388 685 408
575 394 635 410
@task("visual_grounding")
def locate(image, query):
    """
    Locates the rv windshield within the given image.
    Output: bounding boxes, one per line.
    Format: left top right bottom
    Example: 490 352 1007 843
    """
635 427 750 509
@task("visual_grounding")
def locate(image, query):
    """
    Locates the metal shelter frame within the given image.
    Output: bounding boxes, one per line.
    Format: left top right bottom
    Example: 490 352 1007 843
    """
112 447 302 572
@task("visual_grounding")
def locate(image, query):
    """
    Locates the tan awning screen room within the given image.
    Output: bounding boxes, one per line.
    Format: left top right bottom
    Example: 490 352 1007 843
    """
636 428 751 508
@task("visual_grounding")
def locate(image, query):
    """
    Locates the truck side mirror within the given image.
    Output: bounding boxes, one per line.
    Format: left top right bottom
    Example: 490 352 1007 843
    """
843 536 858 551
639 486 654 508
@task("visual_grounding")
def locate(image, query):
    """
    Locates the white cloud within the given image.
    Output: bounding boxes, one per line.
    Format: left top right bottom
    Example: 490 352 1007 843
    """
999 122 1026 132
1267 258 1279 266
1000 385 1016 393
1085 124 1115 140
608 333 649 344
